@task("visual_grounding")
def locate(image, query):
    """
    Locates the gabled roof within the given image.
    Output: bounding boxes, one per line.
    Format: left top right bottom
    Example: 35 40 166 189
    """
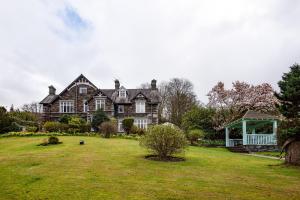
58 74 97 96
40 74 98 105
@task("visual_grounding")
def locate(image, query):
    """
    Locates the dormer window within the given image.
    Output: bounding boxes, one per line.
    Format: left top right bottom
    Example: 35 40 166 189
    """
119 89 126 98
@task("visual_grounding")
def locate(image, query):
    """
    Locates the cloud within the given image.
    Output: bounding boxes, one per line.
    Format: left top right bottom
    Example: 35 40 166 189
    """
0 0 300 109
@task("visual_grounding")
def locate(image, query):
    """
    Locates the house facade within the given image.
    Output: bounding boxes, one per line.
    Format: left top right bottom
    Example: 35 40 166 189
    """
40 74 161 132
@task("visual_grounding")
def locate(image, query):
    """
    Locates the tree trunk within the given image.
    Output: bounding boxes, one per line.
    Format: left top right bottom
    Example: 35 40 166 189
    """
285 141 300 165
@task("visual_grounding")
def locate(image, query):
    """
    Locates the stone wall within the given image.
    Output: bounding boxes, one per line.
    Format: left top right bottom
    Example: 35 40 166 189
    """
245 145 279 152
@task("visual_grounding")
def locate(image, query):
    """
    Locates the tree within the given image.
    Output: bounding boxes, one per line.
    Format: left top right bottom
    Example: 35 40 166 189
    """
122 117 134 134
182 106 215 133
275 63 300 119
275 64 300 141
140 125 188 160
9 104 14 112
187 129 205 145
159 78 198 127
207 81 278 129
92 109 109 131
0 107 13 134
21 102 43 113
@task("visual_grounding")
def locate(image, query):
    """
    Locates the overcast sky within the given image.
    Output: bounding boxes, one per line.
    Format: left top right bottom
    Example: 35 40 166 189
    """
1 0 300 109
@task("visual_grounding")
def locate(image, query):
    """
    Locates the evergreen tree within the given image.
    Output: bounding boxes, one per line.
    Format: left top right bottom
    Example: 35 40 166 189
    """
275 63 300 142
91 109 109 131
275 63 300 118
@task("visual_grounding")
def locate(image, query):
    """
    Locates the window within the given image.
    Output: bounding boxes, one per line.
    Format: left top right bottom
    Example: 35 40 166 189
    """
79 87 87 94
95 99 105 110
136 100 145 113
59 100 74 113
118 119 124 132
118 105 124 113
119 89 126 98
83 100 88 112
134 118 148 129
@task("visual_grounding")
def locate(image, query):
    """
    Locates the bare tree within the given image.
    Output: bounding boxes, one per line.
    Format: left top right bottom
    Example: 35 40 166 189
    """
21 102 43 113
159 78 198 127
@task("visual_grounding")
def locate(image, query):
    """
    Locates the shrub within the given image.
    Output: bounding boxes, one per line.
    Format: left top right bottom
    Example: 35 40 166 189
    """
48 136 60 145
59 114 71 124
67 116 89 133
122 117 134 134
130 125 145 135
100 121 117 138
187 129 204 145
8 122 23 132
26 126 38 132
43 122 63 132
140 125 188 160
0 107 14 134
92 109 109 131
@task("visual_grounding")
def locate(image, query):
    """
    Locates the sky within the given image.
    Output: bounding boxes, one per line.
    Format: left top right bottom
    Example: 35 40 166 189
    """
0 0 300 109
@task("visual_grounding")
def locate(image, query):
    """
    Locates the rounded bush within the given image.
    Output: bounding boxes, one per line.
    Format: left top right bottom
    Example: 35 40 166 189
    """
48 136 59 144
140 125 188 160
187 129 204 145
100 121 117 138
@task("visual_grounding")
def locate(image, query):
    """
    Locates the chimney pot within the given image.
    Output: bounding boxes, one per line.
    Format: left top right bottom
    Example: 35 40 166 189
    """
49 85 56 95
115 80 120 90
151 79 157 90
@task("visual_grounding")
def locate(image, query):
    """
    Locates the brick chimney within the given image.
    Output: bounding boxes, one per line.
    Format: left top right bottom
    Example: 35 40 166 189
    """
151 79 157 90
49 85 56 95
115 79 120 90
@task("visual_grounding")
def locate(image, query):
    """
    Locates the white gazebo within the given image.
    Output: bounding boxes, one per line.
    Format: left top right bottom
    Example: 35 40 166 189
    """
225 110 278 147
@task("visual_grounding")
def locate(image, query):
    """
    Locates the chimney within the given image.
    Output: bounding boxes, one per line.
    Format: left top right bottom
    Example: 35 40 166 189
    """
115 79 120 90
151 79 157 90
49 85 56 95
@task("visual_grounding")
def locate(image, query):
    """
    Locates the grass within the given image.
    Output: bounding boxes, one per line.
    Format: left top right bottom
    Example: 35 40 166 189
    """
0 136 299 200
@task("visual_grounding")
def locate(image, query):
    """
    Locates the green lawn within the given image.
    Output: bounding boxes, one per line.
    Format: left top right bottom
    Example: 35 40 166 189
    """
0 137 299 200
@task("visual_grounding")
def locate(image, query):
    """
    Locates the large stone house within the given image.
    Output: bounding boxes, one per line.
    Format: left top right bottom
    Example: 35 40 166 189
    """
40 74 161 132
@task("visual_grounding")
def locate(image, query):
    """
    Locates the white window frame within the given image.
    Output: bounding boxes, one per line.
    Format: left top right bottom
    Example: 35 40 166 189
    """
134 118 148 129
83 100 88 112
135 100 145 113
79 87 87 94
118 119 124 132
118 105 124 113
119 89 126 98
59 100 74 113
95 99 105 110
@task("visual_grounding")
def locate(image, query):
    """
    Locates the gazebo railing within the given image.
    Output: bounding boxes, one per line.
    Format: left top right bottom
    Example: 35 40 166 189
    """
246 134 277 145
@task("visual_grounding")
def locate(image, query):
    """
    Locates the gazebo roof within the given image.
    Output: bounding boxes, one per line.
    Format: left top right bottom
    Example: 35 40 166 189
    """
225 110 278 128
242 110 278 120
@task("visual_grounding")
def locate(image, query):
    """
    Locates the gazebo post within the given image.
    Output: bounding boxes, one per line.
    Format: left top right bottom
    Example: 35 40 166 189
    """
242 120 247 145
273 120 277 144
225 127 229 147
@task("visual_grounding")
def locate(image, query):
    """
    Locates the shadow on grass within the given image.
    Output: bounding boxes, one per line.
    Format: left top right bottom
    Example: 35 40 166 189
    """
145 154 186 162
